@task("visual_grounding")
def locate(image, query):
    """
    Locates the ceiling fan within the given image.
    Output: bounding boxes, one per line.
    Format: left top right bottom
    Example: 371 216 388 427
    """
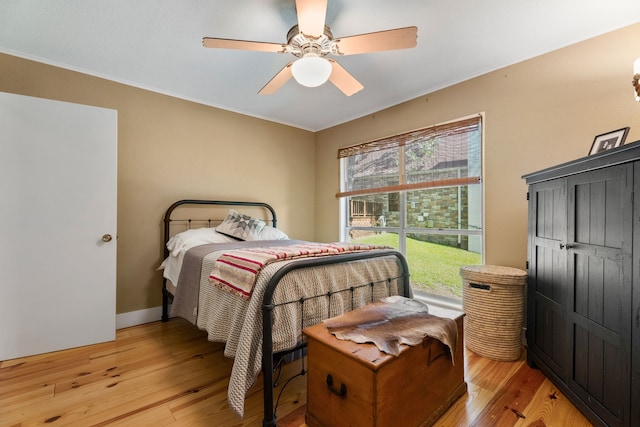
202 0 417 96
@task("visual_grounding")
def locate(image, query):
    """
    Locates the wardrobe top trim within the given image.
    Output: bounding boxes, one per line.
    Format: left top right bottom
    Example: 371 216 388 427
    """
523 139 640 184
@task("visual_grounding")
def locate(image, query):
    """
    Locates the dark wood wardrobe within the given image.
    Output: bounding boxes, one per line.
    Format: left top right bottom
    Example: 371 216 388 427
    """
523 141 640 427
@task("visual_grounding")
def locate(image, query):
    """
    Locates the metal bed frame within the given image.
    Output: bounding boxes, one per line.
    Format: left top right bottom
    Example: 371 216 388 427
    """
161 199 411 427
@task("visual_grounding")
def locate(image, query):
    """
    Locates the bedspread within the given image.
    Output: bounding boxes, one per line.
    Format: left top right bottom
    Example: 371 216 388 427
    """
170 240 305 324
172 240 405 417
209 242 387 300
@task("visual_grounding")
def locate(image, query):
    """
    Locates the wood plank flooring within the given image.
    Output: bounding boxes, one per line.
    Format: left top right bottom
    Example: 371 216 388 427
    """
0 318 592 426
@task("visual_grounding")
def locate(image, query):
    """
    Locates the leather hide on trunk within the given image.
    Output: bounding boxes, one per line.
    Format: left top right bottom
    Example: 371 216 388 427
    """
323 296 458 363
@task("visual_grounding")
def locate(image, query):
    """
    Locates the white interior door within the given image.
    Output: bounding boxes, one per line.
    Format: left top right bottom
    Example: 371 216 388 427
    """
0 92 117 361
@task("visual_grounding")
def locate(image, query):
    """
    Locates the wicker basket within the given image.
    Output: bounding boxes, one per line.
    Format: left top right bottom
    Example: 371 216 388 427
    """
460 265 527 361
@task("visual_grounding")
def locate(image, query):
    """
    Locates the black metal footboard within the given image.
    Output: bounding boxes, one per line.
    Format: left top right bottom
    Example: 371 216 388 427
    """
260 249 411 427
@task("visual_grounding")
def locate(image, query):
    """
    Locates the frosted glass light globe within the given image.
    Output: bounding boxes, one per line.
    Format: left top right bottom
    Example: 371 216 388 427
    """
291 56 332 87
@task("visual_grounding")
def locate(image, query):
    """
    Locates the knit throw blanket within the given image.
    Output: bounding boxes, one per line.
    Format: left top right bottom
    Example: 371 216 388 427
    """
208 242 386 300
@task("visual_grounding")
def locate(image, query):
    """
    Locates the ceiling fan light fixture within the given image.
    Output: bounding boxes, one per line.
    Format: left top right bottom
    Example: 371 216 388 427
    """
202 2 418 95
291 55 332 87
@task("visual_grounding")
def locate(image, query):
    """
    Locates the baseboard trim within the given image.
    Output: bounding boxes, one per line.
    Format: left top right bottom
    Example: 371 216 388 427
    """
116 305 170 329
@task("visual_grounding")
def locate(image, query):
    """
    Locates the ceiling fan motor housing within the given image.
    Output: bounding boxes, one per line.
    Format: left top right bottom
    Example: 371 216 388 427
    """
286 25 337 58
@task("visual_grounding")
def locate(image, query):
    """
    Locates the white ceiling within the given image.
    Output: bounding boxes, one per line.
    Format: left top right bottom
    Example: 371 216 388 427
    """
1 0 640 131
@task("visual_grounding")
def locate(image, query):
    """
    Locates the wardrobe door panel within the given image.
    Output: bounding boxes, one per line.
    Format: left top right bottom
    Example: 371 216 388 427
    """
527 179 569 374
567 165 631 426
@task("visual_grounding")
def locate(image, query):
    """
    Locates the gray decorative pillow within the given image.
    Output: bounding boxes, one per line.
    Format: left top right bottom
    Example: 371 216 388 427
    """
215 209 266 241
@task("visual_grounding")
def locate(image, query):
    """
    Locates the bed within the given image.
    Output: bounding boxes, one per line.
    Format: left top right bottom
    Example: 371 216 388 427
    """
160 199 411 427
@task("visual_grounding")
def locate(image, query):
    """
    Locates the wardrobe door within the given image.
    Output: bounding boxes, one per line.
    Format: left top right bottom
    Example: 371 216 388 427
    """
566 165 632 426
527 178 570 376
632 162 640 427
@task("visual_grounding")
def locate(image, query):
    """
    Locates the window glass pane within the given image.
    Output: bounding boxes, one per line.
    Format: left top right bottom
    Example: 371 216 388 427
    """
405 122 481 184
405 233 482 299
345 150 399 193
406 184 482 231
346 193 400 228
348 231 399 250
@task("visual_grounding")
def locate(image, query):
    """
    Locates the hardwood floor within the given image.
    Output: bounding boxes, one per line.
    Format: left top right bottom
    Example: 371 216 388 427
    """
0 318 592 426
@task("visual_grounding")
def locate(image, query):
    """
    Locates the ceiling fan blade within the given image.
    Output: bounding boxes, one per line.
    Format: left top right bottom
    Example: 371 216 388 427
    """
295 0 327 38
203 37 286 53
334 26 418 55
328 59 363 96
258 62 294 95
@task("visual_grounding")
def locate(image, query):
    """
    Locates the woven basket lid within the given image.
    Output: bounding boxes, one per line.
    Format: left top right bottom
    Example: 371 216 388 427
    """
460 264 527 285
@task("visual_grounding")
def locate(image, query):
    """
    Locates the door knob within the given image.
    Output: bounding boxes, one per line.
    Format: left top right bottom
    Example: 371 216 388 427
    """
102 234 113 242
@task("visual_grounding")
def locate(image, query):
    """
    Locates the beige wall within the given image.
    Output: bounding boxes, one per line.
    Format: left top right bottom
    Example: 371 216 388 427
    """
0 53 316 314
2 22 640 314
315 22 640 270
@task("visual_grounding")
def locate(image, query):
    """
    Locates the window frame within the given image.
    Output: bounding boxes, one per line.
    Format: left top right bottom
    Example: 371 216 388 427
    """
338 115 485 304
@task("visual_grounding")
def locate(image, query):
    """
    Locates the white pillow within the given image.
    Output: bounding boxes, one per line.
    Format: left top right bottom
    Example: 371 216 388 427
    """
166 227 235 256
215 209 266 241
247 225 289 241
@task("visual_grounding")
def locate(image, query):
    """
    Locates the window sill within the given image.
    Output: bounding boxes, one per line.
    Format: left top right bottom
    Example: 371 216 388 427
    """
413 291 462 312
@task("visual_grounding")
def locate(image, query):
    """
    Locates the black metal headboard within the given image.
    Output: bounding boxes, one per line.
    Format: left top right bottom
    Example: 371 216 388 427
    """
162 199 277 260
161 199 278 322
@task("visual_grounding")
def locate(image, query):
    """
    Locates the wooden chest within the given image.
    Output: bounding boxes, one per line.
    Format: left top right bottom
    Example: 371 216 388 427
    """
304 305 466 427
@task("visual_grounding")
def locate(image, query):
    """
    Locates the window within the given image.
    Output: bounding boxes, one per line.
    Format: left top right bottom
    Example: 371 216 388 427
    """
338 115 483 303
